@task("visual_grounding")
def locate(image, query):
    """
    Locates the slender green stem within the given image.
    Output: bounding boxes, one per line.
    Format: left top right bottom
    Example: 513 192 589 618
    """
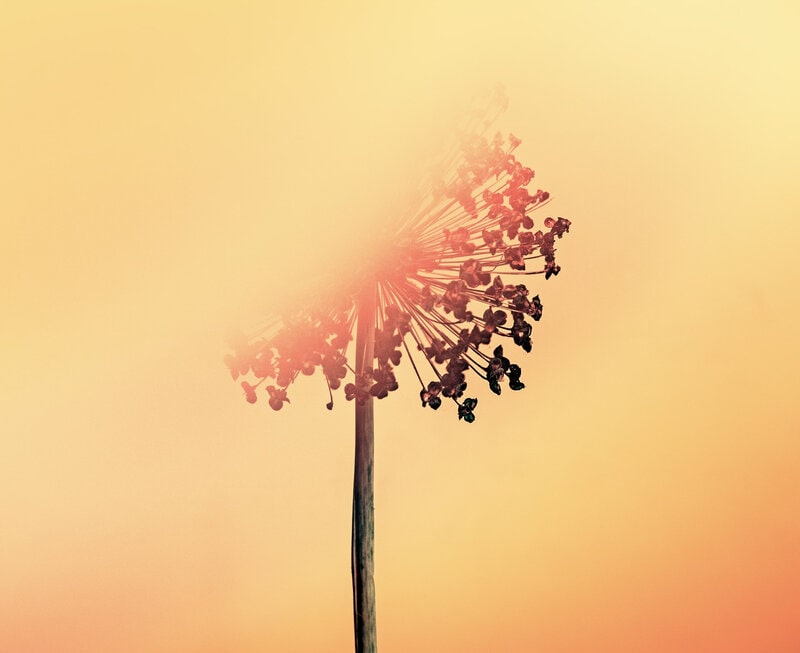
352 285 377 653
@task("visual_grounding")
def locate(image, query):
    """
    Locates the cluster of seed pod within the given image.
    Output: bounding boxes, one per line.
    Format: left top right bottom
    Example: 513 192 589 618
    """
226 109 570 422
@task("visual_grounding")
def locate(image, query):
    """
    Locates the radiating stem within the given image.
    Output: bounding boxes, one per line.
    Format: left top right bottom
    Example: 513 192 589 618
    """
352 285 377 653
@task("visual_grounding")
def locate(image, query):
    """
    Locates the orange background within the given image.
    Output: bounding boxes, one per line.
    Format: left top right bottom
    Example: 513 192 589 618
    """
2 2 799 652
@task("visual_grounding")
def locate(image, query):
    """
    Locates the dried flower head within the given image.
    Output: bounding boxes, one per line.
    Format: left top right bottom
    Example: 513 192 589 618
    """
226 89 571 423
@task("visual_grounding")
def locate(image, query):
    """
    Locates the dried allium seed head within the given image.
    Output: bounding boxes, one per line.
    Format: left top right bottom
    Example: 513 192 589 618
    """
226 89 571 423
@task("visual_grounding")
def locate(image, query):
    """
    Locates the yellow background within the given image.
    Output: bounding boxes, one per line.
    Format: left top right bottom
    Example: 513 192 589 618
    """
2 2 798 651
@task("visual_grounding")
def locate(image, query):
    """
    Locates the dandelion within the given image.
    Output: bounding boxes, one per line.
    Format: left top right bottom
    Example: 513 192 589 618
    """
225 88 571 652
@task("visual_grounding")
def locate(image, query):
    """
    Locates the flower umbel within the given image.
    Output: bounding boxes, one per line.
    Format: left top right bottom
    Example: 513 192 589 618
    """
226 93 571 423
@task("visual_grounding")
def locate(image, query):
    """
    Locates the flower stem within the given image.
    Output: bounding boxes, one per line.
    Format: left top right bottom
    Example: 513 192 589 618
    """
352 285 377 652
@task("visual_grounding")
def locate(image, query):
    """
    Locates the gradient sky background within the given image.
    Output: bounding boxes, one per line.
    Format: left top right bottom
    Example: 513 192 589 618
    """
2 2 799 652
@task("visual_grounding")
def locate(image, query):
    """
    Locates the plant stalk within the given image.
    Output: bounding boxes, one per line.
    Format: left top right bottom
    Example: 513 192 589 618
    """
352 285 377 652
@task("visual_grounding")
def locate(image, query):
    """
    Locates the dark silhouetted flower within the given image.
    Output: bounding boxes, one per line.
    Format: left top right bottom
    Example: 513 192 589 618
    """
266 385 289 411
226 88 571 423
241 381 257 404
458 397 478 423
